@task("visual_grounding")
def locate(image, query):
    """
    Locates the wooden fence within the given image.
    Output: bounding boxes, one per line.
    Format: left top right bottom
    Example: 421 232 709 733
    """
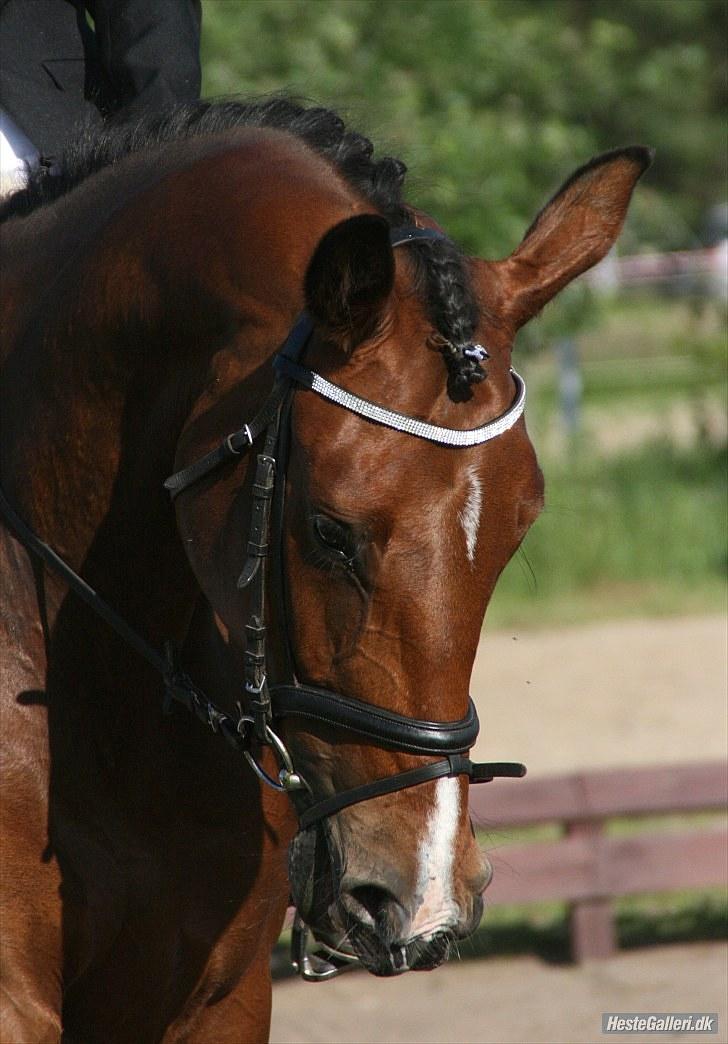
469 760 728 960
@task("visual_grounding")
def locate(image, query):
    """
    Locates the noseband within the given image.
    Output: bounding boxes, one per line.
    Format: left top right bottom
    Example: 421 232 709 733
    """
0 224 527 979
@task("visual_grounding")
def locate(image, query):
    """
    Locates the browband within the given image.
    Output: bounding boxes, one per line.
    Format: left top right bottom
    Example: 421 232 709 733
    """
274 351 526 447
165 223 528 499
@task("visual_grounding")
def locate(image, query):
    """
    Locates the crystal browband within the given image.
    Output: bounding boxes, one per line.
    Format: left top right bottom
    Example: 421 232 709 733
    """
273 353 526 447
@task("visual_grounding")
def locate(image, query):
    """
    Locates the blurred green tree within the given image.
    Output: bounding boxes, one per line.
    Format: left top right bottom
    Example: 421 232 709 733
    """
201 0 726 258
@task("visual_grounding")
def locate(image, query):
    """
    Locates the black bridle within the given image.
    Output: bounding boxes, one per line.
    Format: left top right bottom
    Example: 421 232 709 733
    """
162 229 526 832
0 224 525 977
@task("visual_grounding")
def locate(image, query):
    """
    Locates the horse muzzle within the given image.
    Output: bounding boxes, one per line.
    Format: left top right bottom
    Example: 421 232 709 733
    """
294 889 485 979
288 823 487 979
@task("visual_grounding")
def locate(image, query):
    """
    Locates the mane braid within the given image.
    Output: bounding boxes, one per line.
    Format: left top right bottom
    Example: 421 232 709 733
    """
0 96 483 399
412 239 484 402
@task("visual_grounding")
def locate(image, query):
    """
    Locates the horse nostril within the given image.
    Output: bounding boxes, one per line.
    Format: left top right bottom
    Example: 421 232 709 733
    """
348 884 393 921
342 883 409 944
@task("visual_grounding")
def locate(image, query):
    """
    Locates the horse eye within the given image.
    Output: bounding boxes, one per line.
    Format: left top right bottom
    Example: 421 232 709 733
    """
312 515 353 557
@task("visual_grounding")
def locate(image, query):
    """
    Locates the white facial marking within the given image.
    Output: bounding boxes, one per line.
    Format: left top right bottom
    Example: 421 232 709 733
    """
459 465 482 564
411 776 461 937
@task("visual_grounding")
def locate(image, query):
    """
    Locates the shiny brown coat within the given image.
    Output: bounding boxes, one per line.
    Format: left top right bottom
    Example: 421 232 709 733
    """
0 122 650 1042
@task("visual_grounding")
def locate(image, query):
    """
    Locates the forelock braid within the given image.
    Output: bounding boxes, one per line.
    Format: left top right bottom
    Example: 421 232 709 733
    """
414 240 485 402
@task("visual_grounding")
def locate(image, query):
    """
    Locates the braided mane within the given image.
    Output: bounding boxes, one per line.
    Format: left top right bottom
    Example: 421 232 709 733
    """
0 97 484 399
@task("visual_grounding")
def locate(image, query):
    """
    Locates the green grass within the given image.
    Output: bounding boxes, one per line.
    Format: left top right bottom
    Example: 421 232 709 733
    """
521 292 726 368
485 293 728 631
476 812 728 848
577 294 726 366
486 438 727 631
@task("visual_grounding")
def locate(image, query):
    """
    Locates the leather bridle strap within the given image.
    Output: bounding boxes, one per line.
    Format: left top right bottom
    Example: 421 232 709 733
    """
297 756 526 830
0 483 169 676
270 685 481 755
0 486 258 756
388 226 447 248
163 314 313 501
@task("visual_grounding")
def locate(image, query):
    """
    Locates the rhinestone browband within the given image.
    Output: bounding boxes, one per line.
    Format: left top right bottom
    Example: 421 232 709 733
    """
273 354 526 447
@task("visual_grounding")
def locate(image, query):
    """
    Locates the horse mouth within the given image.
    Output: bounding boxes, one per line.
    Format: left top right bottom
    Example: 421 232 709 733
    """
315 923 454 977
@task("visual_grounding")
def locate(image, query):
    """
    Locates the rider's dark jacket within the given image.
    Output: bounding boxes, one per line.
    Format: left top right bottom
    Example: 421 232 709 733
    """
0 0 202 165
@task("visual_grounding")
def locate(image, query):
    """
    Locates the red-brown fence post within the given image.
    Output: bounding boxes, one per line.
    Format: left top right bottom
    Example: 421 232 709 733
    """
565 819 617 960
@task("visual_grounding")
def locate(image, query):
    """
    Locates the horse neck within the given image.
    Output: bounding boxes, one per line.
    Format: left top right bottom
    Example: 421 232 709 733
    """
3 338 181 659
1 133 359 652
1 216 214 650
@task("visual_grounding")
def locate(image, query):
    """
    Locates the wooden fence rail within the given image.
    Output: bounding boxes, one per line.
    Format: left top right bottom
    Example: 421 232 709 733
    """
469 760 728 960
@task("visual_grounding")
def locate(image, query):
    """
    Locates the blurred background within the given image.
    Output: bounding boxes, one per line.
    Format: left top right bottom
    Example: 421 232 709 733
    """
200 2 726 1041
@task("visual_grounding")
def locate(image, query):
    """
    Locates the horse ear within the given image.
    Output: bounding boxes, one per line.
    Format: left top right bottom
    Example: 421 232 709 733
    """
304 214 395 350
497 146 653 329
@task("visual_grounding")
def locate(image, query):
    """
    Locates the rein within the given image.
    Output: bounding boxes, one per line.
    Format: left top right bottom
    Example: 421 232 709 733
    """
0 223 527 980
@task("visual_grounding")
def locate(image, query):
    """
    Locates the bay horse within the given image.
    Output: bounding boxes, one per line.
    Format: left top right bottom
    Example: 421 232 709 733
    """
0 99 650 1043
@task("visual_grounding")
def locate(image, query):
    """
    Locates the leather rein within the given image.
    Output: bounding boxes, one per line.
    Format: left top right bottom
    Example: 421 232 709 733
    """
0 225 527 974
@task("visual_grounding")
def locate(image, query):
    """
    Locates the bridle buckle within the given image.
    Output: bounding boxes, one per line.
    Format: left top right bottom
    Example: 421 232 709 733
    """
224 426 253 457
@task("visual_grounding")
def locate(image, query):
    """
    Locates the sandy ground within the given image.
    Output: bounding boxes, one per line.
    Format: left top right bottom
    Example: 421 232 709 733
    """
469 614 727 774
271 614 727 1044
271 944 726 1044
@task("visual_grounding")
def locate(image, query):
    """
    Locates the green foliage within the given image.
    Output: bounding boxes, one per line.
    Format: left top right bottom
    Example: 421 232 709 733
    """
487 438 727 629
490 292 727 629
201 0 726 256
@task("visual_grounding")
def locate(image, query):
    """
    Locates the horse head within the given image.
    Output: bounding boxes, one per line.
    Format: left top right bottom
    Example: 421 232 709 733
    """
171 145 651 977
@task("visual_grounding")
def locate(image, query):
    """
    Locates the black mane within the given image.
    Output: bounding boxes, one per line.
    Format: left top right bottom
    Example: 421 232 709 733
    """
1 97 484 399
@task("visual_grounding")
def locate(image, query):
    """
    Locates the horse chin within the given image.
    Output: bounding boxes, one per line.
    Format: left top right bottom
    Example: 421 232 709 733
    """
311 921 454 977
354 927 454 977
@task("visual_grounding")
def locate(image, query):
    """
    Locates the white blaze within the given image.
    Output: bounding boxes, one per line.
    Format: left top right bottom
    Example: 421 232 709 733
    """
459 465 482 564
411 776 461 937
